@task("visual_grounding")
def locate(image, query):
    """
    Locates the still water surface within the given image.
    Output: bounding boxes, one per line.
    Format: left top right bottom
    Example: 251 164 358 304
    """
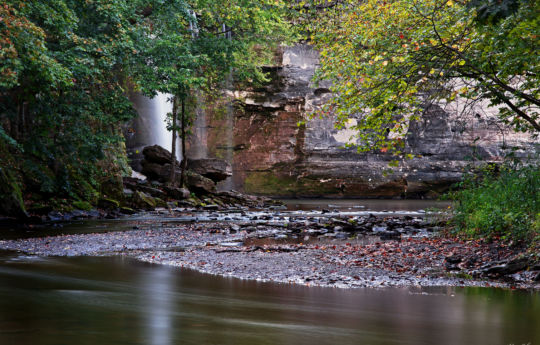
0 253 538 345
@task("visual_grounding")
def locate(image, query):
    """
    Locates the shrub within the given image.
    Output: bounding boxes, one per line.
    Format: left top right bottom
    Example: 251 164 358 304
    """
449 163 539 243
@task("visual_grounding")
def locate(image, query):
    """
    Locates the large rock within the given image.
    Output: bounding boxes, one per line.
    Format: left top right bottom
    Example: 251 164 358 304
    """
142 145 177 165
163 186 190 200
131 191 157 210
186 171 216 194
141 161 183 183
141 161 169 182
188 158 232 182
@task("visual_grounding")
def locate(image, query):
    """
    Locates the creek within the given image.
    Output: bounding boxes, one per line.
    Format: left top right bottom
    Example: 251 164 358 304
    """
0 200 539 344
0 252 539 345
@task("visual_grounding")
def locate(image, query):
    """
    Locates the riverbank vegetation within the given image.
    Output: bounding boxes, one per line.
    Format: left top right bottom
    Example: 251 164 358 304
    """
449 163 539 246
302 0 539 244
0 0 291 217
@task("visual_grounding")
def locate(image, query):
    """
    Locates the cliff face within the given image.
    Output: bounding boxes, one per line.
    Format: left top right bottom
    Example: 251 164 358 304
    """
190 45 539 198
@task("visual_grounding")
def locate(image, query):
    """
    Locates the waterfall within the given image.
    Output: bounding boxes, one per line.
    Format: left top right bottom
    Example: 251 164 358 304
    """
128 92 181 162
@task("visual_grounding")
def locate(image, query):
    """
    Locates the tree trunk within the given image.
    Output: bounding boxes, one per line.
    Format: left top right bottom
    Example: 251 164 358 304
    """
180 98 187 188
169 96 178 186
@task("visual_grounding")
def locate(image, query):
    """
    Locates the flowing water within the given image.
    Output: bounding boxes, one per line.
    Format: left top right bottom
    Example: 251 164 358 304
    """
129 92 181 161
0 253 538 345
0 200 538 344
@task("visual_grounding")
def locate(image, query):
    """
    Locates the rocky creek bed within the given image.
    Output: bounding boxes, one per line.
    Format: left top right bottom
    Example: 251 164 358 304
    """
1 208 539 290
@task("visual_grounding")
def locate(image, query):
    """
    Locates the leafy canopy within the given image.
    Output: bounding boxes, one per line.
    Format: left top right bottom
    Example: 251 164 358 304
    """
0 0 293 201
301 0 539 156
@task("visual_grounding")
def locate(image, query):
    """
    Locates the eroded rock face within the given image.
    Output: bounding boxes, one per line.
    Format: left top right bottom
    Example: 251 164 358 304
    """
195 44 539 198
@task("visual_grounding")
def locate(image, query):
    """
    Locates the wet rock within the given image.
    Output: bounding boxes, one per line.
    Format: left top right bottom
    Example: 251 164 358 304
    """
141 161 170 182
120 207 137 215
378 230 400 240
143 145 177 165
203 204 219 211
131 191 156 210
188 158 232 182
186 171 216 194
97 198 120 210
163 186 190 200
482 257 529 277
230 224 241 233
136 185 167 199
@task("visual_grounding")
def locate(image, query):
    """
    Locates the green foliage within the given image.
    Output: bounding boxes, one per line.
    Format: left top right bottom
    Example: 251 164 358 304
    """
449 163 540 243
301 0 539 155
0 0 294 211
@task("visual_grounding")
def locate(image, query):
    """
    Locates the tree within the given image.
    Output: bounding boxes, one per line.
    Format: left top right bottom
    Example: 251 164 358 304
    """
302 0 539 157
131 0 293 186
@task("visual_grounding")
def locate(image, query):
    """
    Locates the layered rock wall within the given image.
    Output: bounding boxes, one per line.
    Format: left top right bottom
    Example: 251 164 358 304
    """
192 45 538 198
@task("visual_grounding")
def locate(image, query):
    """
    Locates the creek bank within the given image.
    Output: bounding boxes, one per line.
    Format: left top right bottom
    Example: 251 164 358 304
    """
2 144 280 226
1 209 538 289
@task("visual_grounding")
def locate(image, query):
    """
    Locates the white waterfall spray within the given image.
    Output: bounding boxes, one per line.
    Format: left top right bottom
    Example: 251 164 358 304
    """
130 92 181 161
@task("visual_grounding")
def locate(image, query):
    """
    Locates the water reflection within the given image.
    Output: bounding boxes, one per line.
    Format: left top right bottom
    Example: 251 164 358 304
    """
0 253 538 345
141 268 174 345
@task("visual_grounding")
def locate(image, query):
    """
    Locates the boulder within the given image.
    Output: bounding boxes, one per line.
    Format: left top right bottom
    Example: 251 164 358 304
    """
188 158 232 182
163 186 190 200
131 191 157 210
186 171 216 194
142 145 177 165
141 161 171 182
482 257 529 277
135 185 167 199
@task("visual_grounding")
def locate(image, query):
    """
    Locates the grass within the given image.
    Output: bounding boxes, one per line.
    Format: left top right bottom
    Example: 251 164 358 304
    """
448 163 539 244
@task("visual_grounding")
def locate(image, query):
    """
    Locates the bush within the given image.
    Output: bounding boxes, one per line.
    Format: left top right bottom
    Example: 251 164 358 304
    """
449 163 539 243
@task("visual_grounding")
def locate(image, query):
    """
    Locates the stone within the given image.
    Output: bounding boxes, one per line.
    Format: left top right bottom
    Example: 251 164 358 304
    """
483 257 529 276
120 206 137 215
141 161 170 182
136 185 167 199
97 198 120 210
187 158 232 182
163 186 190 200
186 171 216 194
142 145 176 165
131 191 156 210
154 197 168 208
